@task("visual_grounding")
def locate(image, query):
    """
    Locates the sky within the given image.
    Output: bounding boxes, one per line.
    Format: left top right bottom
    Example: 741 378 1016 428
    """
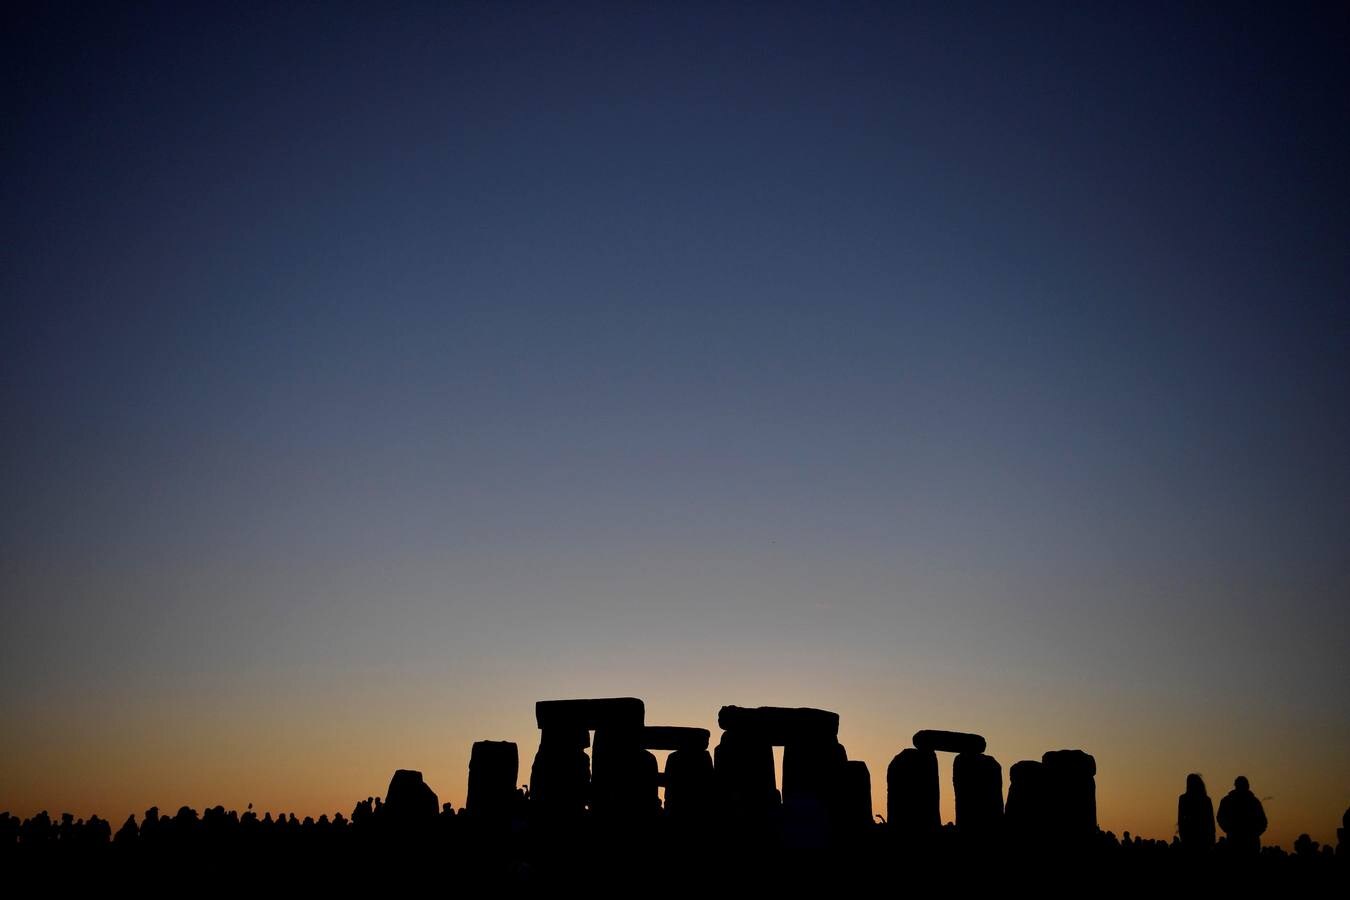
2 2 1347 847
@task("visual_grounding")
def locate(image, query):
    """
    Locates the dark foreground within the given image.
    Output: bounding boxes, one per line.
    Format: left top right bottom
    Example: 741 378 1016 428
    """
3 807 1345 893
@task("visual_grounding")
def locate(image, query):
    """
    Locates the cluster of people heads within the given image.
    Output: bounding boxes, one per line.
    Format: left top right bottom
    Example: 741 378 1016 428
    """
3 771 1347 872
0 795 465 852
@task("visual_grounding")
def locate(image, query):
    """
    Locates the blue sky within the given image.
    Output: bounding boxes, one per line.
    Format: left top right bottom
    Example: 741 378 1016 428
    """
2 2 1347 843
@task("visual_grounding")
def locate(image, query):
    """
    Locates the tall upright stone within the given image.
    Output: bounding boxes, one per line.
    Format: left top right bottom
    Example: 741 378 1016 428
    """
663 746 715 822
714 729 779 822
466 741 519 821
1005 759 1049 840
641 726 713 824
842 759 873 830
782 738 846 813
953 752 1003 836
591 726 659 823
530 727 590 819
1042 749 1097 842
782 737 848 848
887 748 939 835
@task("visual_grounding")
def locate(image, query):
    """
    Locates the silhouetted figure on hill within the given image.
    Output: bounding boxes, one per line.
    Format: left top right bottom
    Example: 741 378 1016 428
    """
1177 773 1215 852
1 812 20 848
1294 833 1319 857
140 807 161 845
1216 776 1266 857
85 815 111 845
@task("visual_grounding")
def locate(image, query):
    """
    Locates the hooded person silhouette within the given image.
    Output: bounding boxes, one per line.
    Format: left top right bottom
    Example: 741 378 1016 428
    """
1216 776 1266 856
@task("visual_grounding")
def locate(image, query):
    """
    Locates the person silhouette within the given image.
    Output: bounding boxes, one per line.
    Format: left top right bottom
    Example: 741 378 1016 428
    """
1177 773 1215 852
1216 775 1266 856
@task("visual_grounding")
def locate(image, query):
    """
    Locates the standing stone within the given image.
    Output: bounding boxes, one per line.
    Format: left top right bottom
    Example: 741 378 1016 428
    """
1041 749 1097 841
384 769 439 824
782 738 846 811
887 748 940 835
529 727 590 819
782 738 847 848
591 727 659 823
842 759 873 830
664 747 715 821
466 741 519 821
1005 759 1048 839
714 729 779 821
953 752 1003 836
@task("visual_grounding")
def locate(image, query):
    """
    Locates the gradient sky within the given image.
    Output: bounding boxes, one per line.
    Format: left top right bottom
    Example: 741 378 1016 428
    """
3 2 1347 847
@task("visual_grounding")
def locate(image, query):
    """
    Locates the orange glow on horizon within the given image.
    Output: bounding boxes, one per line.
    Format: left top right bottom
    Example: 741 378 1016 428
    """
3 680 1344 849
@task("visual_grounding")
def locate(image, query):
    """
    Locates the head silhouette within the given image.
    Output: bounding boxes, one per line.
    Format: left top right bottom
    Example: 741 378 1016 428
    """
1186 773 1206 794
1234 776 1249 792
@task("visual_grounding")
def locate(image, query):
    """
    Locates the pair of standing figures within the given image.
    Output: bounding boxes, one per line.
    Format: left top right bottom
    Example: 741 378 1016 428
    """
1178 774 1267 854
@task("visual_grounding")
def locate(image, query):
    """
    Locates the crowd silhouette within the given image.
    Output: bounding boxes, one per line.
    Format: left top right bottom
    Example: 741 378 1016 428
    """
2 698 1345 889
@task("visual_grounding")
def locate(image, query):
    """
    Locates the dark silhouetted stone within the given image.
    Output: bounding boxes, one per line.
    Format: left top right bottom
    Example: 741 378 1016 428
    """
782 739 845 808
953 752 1003 836
591 728 659 823
1041 748 1096 778
639 726 710 751
714 729 780 822
1005 759 1049 839
384 769 439 823
535 697 645 731
842 759 873 829
664 747 715 822
887 748 939 835
913 729 987 755
782 738 847 848
466 740 519 820
717 706 839 744
530 728 590 819
1042 749 1097 841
